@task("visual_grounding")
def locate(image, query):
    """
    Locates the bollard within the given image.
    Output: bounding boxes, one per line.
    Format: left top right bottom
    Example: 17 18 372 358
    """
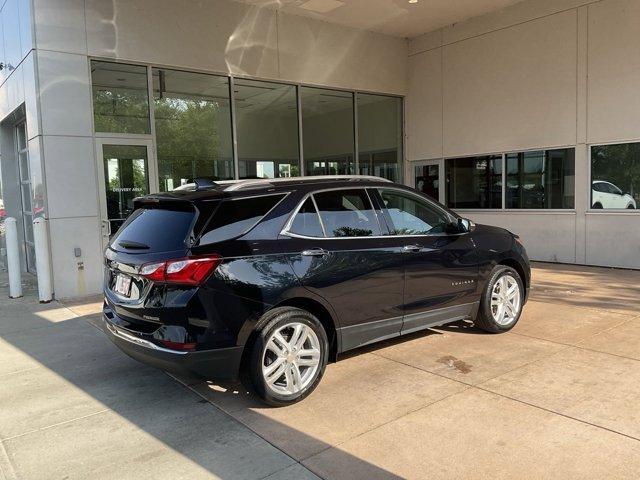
33 217 53 303
5 217 22 298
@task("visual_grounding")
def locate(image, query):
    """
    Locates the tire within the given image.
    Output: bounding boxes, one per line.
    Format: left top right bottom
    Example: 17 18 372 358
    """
247 307 329 406
627 204 635 210
592 202 603 209
474 265 524 333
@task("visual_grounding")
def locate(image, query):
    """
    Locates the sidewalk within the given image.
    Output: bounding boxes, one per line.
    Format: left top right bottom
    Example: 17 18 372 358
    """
2 263 640 479
0 272 321 480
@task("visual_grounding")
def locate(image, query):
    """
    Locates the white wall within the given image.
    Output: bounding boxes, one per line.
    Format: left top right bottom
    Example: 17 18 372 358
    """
68 0 406 96
406 0 640 269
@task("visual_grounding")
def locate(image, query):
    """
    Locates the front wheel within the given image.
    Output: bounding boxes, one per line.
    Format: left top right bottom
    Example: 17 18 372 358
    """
247 307 328 406
475 266 524 333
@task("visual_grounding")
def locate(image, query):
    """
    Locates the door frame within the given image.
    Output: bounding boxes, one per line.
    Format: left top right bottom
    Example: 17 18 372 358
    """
95 136 157 248
410 159 445 204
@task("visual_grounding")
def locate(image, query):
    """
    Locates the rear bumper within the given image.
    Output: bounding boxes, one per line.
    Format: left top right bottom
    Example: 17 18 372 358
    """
103 316 243 380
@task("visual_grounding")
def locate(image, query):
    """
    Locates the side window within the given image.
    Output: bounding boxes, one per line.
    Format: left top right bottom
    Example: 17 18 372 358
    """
199 194 285 245
378 189 451 235
289 198 324 238
313 189 381 238
592 182 605 193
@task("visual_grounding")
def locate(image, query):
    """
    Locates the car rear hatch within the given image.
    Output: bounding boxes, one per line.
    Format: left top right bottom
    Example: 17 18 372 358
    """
103 195 219 334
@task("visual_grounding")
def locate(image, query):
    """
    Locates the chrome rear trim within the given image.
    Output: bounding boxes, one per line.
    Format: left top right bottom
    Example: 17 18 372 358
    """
104 321 189 355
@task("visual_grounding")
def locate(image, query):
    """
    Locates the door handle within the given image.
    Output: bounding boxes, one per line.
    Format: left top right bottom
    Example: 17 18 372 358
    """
302 248 328 257
402 244 422 253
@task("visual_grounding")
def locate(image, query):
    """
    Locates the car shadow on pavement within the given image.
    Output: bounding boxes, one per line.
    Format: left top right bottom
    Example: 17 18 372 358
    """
0 293 403 480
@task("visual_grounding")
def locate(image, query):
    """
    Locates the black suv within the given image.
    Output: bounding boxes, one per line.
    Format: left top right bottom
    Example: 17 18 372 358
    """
103 176 530 405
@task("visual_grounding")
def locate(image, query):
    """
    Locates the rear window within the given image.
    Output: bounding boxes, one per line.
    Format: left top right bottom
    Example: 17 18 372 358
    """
198 194 285 245
112 207 195 252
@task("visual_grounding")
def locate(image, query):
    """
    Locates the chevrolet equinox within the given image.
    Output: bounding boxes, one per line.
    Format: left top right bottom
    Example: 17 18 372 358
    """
103 175 530 405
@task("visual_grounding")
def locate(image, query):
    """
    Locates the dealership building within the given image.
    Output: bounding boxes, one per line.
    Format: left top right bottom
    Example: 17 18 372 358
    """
0 0 638 298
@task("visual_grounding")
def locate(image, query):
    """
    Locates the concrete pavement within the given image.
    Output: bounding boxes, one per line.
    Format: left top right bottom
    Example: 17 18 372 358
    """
0 274 321 480
1 262 640 479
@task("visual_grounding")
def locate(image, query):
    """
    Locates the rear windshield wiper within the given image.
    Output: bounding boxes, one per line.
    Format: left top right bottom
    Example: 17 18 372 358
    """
117 240 150 250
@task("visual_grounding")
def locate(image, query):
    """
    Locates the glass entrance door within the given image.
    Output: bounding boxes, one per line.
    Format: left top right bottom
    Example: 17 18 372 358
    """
16 122 36 272
412 160 444 204
96 139 155 246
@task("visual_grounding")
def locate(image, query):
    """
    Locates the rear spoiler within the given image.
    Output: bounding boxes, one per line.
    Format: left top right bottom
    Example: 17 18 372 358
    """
132 178 224 209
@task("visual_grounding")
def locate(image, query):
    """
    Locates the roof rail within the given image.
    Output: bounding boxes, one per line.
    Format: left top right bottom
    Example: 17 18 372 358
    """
224 175 392 192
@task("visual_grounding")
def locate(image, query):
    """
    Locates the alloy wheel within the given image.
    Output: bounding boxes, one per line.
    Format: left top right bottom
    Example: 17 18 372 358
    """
490 274 521 326
261 322 321 396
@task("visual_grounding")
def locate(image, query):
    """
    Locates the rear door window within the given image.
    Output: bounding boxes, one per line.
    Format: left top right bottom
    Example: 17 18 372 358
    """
199 194 285 245
313 189 381 238
288 198 324 238
112 207 195 252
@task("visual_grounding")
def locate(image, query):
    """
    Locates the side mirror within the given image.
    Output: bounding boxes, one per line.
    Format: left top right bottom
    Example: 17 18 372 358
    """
458 218 472 233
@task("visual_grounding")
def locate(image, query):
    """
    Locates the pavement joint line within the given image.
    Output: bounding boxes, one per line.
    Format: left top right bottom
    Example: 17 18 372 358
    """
0 366 42 379
370 345 568 393
256 462 319 480
333 347 575 452
170 360 471 470
0 409 111 443
471 383 640 444
370 323 574 389
510 318 640 364
300 383 476 465
0 438 17 480
167 373 317 480
372 348 640 445
525 296 639 317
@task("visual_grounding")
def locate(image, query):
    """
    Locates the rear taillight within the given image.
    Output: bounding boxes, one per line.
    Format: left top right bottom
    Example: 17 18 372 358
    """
139 255 222 286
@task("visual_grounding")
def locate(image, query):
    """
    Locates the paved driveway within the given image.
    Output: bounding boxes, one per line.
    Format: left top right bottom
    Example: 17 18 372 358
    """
1 262 640 479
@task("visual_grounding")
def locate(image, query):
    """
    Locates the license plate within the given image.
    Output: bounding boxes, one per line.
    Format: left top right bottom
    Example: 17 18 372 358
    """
114 274 132 297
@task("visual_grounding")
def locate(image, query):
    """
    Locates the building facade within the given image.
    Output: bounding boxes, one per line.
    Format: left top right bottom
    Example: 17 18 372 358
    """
0 0 638 298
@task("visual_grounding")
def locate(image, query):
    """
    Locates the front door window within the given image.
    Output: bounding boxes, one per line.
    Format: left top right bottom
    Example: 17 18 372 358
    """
102 144 150 235
377 189 452 235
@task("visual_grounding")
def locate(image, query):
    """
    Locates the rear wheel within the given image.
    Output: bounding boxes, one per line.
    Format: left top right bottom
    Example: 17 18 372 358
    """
248 307 328 406
475 265 524 333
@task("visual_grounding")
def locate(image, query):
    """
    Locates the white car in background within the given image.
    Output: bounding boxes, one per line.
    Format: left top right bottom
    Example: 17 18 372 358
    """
592 180 636 209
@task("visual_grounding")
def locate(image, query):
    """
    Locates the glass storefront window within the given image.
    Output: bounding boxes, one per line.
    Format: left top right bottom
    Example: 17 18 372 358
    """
506 148 575 209
234 79 299 179
152 69 233 190
301 87 354 176
91 61 150 134
591 143 640 210
357 94 402 183
446 155 502 209
89 62 406 187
